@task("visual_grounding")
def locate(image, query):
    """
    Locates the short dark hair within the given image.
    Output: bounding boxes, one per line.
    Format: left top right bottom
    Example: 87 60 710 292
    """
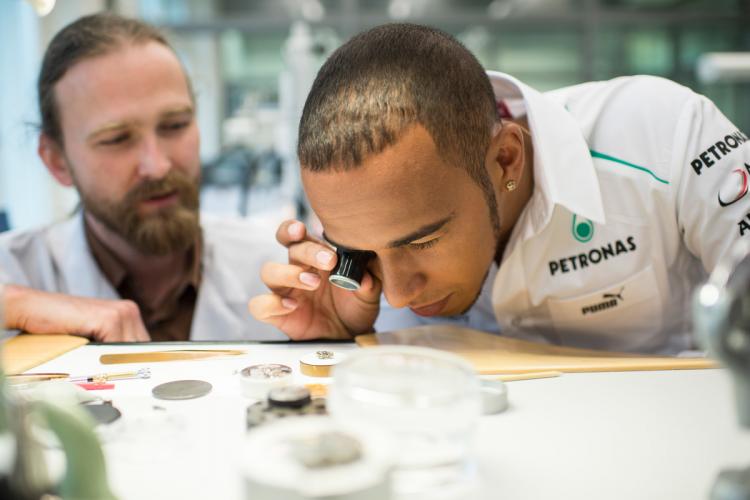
38 13 182 146
297 24 501 237
298 23 498 180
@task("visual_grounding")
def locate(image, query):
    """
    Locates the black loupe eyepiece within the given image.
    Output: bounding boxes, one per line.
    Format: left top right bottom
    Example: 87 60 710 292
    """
328 246 375 291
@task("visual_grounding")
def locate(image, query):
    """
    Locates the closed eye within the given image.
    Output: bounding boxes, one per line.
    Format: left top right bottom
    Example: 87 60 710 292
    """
408 237 440 250
98 133 131 146
159 120 190 133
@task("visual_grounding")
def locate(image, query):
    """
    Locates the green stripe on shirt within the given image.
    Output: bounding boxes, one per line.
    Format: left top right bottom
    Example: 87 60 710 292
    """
590 149 670 185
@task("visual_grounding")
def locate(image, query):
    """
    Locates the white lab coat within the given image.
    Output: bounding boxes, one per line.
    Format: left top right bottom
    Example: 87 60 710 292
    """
0 212 288 341
376 73 750 354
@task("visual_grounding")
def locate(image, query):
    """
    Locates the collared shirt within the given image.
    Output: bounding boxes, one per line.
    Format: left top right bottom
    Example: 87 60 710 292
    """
0 212 288 341
376 72 750 354
83 219 202 342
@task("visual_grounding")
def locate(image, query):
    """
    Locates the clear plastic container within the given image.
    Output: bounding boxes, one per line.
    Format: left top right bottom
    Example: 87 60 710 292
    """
328 346 482 498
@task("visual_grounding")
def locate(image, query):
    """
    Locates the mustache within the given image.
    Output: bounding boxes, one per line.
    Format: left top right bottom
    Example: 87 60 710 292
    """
123 171 199 208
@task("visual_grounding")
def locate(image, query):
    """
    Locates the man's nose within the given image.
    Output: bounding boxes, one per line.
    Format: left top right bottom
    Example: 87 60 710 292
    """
137 135 172 179
378 253 427 309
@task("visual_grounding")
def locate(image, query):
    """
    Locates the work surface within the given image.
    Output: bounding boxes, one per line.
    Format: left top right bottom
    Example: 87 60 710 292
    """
30 342 750 500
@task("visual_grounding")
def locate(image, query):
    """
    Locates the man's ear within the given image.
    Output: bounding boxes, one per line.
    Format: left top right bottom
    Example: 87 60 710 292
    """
486 121 526 187
38 133 74 187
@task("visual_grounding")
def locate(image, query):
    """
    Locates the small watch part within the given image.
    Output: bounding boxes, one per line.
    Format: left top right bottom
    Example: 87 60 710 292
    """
239 363 294 400
299 350 347 378
241 363 293 379
268 385 312 408
290 431 363 469
81 400 122 425
246 396 327 430
480 379 509 415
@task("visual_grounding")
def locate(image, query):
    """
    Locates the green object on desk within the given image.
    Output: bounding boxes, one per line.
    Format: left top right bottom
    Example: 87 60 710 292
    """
35 399 117 500
0 285 117 499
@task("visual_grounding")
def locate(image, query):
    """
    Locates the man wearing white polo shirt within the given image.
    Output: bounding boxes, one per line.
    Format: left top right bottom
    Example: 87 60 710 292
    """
249 23 749 354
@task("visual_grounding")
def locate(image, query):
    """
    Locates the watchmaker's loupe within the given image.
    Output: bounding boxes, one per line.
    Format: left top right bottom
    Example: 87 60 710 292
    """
325 239 375 291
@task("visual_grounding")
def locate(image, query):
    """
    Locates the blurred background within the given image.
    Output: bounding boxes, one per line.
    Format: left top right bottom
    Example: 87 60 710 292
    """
0 0 748 232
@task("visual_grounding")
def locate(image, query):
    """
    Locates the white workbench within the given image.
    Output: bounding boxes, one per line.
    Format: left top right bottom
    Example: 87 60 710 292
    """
30 342 750 500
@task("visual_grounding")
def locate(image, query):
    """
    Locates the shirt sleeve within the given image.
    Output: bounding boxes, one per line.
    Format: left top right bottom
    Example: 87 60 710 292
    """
672 92 750 272
0 242 27 339
0 239 32 287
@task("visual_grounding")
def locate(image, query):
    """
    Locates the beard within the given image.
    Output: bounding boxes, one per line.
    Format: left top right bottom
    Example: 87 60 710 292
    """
78 170 201 256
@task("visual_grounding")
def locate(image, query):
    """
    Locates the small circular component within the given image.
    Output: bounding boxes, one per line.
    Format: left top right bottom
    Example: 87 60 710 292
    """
241 417 393 499
239 363 293 400
152 380 212 401
480 379 509 415
268 385 312 408
300 350 346 378
241 364 293 379
82 402 122 425
290 431 363 469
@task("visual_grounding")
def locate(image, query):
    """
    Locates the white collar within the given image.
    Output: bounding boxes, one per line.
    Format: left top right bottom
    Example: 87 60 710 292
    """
487 71 605 230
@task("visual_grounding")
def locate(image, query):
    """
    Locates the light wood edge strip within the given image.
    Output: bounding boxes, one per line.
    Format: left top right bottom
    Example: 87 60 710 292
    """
475 358 717 375
482 371 563 382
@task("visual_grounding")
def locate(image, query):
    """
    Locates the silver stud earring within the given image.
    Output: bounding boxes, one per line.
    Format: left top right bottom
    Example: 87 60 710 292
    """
505 180 517 192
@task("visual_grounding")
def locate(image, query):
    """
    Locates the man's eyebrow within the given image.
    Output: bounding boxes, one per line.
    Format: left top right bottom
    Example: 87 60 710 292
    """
160 105 194 118
387 213 455 248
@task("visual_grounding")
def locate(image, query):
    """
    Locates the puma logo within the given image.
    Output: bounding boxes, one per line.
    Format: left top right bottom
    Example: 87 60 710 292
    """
581 287 625 316
602 287 624 302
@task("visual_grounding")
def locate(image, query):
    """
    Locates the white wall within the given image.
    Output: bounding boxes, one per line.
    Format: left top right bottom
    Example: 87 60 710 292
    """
170 31 223 163
0 0 56 231
0 1 228 230
0 0 106 231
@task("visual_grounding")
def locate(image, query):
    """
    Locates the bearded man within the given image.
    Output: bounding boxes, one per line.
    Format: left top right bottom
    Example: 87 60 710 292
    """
0 13 284 342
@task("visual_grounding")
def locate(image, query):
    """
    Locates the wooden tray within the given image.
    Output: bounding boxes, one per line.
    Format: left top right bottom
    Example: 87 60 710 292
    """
355 324 716 374
2 334 89 375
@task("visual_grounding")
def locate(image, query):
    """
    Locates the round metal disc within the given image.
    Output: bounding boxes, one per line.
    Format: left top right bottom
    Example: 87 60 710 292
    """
152 380 212 400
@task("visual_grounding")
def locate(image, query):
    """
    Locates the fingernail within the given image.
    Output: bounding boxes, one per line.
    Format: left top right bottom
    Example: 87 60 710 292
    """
288 222 303 238
299 272 320 287
316 250 333 266
281 297 297 309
